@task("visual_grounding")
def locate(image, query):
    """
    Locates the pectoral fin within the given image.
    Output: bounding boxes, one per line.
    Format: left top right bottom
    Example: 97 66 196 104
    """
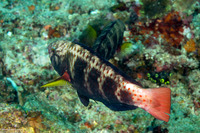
77 92 89 107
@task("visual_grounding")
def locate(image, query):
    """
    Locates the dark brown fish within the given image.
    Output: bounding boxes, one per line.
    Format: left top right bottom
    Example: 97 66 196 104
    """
44 20 171 122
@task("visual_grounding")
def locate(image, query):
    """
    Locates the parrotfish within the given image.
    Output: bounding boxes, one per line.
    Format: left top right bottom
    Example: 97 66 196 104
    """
42 20 171 122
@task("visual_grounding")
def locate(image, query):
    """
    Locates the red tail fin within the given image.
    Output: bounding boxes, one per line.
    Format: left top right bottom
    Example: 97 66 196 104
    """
142 87 171 122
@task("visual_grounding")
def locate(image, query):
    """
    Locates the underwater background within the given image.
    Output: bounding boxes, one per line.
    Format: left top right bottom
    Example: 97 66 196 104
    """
0 0 200 132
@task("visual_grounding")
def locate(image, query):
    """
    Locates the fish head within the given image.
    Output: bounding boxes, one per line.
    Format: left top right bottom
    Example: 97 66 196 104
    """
48 40 69 76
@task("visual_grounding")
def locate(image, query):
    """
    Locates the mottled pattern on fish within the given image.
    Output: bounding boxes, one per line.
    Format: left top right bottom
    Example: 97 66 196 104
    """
49 40 153 111
47 20 171 122
92 20 125 60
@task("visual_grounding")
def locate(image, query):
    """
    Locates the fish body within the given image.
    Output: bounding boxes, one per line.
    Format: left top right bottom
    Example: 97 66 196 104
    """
48 40 171 122
44 20 171 122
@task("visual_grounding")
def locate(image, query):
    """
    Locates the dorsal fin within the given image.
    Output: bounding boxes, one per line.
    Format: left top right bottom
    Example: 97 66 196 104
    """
92 20 125 60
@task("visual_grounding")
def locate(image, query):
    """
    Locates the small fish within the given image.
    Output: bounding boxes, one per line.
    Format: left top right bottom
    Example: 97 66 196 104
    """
43 20 171 122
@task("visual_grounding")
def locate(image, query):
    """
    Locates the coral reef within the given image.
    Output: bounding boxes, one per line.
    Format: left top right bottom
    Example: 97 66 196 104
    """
0 0 200 132
140 0 171 19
